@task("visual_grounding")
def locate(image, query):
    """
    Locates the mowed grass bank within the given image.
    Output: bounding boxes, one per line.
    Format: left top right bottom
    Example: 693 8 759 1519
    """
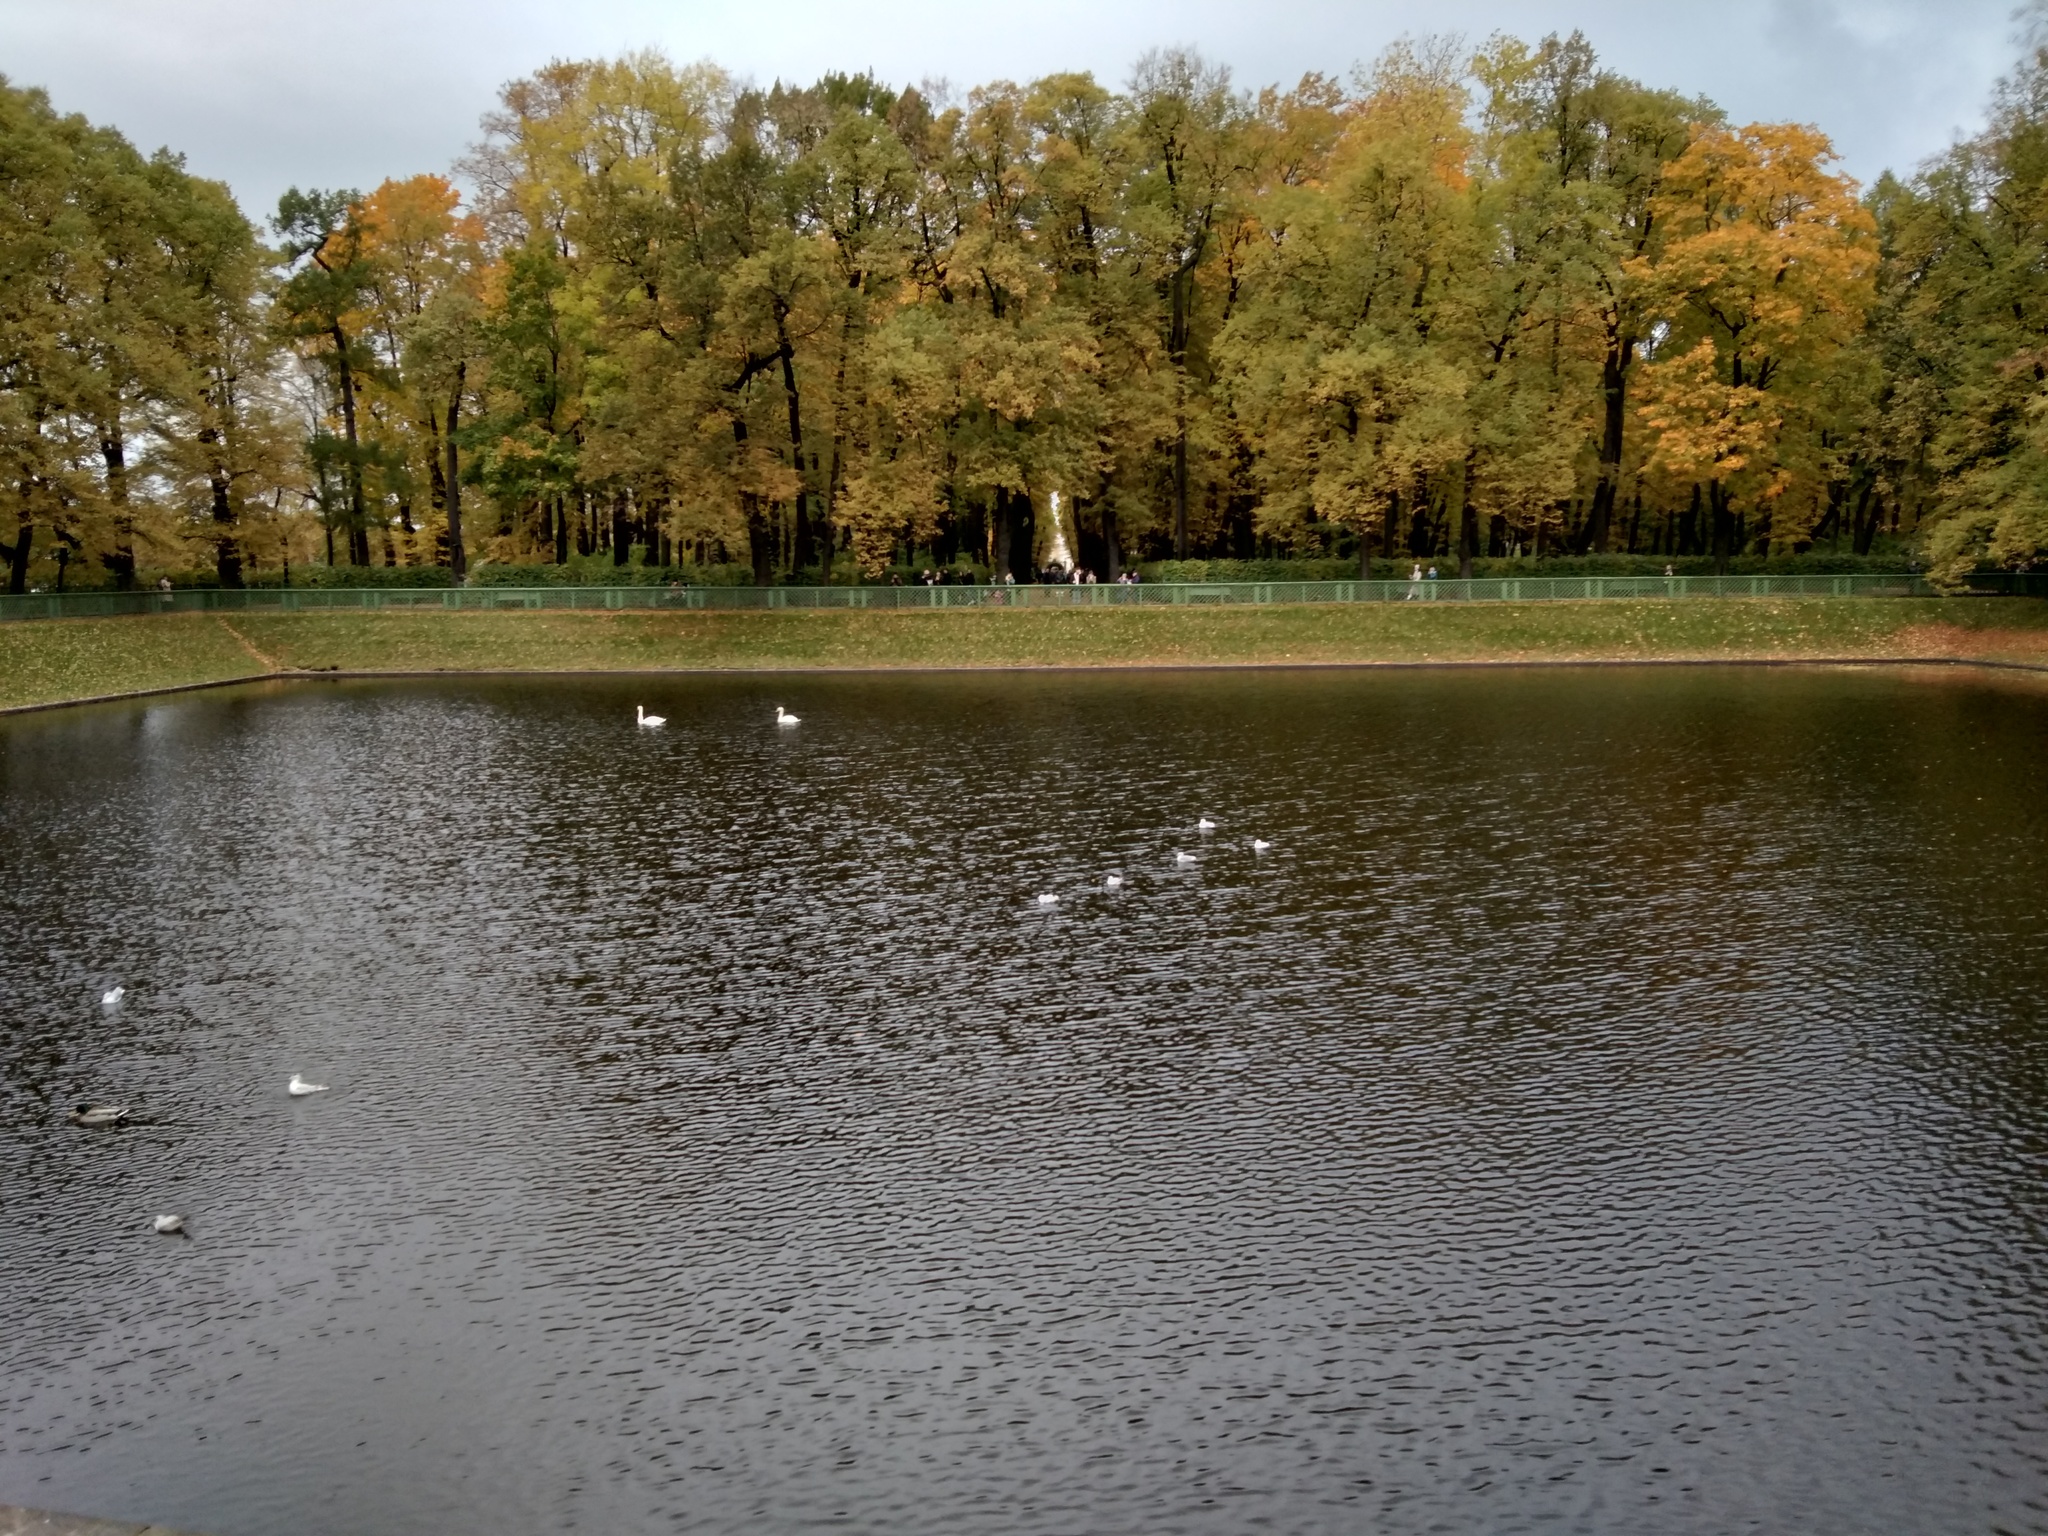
3 597 2048 711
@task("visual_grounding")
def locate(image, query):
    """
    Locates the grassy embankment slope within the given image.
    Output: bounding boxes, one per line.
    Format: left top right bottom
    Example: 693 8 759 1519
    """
3 598 2048 711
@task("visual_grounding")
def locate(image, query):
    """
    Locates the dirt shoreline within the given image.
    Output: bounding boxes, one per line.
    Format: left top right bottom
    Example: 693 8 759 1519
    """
7 651 2048 718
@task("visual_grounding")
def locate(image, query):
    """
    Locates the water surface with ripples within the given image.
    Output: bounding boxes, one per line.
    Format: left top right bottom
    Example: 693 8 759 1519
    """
2 667 2046 1535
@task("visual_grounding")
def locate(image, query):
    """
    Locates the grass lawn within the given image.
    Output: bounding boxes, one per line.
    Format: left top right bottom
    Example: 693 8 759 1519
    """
2 597 2047 712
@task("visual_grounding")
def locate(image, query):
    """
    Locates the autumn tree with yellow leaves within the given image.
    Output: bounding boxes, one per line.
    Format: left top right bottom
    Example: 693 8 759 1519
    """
1630 123 1876 569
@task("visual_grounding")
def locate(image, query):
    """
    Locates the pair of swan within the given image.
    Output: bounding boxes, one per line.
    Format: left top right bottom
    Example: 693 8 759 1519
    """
640 706 800 728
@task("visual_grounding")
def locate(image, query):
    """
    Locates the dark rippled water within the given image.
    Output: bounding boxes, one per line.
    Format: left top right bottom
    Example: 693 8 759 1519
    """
3 667 2047 1536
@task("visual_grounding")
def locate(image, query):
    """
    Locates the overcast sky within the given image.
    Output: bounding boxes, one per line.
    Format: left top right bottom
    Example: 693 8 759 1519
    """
0 0 2028 222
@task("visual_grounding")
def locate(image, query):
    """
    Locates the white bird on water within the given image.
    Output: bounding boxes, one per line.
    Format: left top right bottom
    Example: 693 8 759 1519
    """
69 1103 130 1128
1252 839 1272 853
775 706 801 728
1175 852 1198 867
636 705 666 729
288 1075 329 1097
1104 874 1124 891
1036 893 1059 908
1197 817 1217 832
101 985 125 1007
153 1214 185 1235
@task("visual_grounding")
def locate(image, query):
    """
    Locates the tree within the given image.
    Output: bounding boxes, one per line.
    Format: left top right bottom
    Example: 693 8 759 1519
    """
275 187 378 564
1632 123 1876 569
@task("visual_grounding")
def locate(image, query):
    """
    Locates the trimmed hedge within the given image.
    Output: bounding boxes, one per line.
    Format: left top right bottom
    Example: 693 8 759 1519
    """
1136 552 1922 582
111 549 1925 592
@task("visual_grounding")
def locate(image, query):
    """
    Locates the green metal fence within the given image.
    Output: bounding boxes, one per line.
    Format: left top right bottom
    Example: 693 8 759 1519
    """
5 570 2041 622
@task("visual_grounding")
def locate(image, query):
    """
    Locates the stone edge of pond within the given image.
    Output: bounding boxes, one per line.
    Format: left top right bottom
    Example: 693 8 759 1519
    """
0 1506 206 1536
4 655 2047 719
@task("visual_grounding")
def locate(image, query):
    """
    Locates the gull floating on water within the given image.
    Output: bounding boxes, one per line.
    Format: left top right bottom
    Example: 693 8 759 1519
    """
1104 874 1124 890
636 705 666 728
1037 893 1059 907
288 1075 329 1097
69 1103 129 1128
101 986 125 1007
153 1214 185 1235
1175 852 1198 867
1197 818 1217 832
775 706 801 728
1251 839 1272 853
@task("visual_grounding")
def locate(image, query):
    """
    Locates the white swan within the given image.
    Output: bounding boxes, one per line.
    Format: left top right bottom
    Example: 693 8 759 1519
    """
636 705 665 728
101 985 125 1007
288 1075 329 1097
1197 817 1217 832
1174 852 1197 867
153 1214 185 1235
1104 874 1124 890
1036 893 1059 907
775 706 801 727
1251 839 1272 853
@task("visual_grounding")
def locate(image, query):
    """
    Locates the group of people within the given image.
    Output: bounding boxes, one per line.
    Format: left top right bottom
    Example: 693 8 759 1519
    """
891 564 1140 587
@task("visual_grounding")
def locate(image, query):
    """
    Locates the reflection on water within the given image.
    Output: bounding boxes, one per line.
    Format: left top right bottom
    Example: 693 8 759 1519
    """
1 667 2045 1536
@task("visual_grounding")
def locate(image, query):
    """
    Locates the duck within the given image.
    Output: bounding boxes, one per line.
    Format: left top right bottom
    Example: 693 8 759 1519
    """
153 1214 185 1235
1251 838 1272 853
1036 893 1059 907
636 705 666 729
101 985 125 1007
775 706 801 728
1174 851 1198 867
69 1103 130 1128
288 1075 329 1097
1104 874 1124 890
1197 817 1217 832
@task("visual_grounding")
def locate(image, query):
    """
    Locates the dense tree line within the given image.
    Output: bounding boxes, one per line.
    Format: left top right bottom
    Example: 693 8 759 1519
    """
4 31 2048 591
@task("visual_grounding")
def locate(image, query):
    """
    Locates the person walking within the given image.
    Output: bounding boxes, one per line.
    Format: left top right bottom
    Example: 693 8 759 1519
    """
1407 563 1422 599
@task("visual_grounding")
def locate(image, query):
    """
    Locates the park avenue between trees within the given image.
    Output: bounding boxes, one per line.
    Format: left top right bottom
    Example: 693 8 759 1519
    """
3 31 2048 596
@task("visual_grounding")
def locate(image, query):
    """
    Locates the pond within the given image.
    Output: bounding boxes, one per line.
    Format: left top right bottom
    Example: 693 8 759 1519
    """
1 667 2045 1536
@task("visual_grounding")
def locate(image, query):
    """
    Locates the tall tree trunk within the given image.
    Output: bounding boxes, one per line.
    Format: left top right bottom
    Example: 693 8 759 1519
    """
444 364 466 581
611 490 630 567
5 509 31 595
774 315 814 577
1009 488 1034 579
992 489 1014 579
100 417 135 588
331 321 368 566
1851 482 1878 555
554 494 569 564
199 426 243 588
1709 480 1733 574
1584 342 1632 555
1456 453 1478 579
745 497 774 583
